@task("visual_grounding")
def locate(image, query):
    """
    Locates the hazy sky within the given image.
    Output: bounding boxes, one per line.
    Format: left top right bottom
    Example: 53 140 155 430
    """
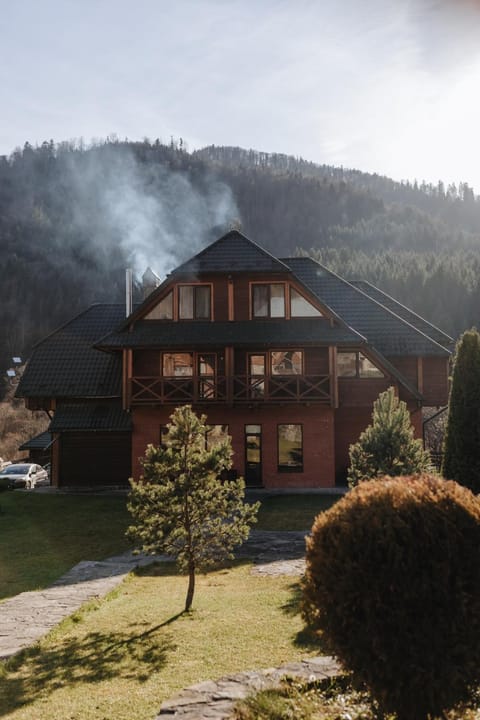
1 0 480 190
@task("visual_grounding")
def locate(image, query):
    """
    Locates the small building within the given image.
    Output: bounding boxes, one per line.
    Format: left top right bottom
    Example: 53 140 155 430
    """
16 230 453 488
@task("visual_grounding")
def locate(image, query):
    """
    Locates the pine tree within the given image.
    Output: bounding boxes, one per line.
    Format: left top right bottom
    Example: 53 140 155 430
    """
348 387 431 486
127 405 259 611
442 328 480 491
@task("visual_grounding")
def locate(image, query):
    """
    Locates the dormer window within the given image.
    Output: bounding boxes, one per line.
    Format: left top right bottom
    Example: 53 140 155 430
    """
178 285 211 320
252 284 285 318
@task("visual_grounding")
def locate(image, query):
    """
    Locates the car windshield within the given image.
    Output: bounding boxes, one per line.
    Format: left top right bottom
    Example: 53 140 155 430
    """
1 464 30 474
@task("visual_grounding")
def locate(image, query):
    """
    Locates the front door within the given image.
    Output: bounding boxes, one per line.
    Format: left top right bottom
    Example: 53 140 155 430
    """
245 424 262 486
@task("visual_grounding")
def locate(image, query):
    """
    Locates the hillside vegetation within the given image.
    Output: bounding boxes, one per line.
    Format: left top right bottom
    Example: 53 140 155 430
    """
2 138 479 397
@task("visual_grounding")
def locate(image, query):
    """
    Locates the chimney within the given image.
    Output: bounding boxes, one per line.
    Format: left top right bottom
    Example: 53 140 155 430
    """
142 267 161 299
125 268 133 317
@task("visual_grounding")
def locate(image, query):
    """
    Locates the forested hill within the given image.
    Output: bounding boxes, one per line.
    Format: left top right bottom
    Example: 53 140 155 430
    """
1 138 479 395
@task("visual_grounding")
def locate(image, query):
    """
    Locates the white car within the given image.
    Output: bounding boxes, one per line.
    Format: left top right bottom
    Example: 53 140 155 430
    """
0 463 50 489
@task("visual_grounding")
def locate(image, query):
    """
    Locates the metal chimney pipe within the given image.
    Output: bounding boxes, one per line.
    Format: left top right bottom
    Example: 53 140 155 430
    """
126 268 133 317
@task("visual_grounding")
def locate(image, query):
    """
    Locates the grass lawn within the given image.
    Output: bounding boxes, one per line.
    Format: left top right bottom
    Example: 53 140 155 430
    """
0 492 131 599
0 562 319 720
0 490 338 599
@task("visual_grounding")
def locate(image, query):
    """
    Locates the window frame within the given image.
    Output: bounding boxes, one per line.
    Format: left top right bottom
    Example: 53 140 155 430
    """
337 350 384 379
178 283 212 321
251 282 286 319
277 423 304 473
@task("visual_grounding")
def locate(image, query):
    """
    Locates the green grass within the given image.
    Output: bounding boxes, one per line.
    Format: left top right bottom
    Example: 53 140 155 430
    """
0 492 131 599
254 493 340 531
0 491 339 600
0 562 319 720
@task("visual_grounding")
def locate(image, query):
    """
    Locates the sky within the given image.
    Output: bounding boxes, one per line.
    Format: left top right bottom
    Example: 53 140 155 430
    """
1 0 480 191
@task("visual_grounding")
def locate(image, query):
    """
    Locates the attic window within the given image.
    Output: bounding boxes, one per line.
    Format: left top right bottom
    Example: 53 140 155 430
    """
179 285 211 320
337 351 384 378
145 291 173 320
252 284 285 318
290 288 322 317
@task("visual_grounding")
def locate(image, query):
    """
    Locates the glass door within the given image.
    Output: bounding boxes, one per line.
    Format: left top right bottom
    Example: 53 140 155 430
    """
248 353 266 399
245 424 262 486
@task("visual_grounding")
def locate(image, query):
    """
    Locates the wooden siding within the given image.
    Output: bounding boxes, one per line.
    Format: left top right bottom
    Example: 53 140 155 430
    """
132 404 335 489
338 377 392 407
422 356 450 406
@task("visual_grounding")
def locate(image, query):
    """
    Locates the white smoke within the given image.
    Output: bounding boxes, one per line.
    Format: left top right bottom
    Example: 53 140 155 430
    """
61 141 240 281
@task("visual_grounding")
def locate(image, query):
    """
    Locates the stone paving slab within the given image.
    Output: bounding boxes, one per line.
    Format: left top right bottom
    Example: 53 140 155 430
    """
156 656 342 719
0 532 308 661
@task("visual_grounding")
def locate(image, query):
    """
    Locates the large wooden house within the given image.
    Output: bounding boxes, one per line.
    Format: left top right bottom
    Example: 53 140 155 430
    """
17 230 453 488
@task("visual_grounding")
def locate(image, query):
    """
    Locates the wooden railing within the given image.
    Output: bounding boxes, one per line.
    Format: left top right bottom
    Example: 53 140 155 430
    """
129 375 331 405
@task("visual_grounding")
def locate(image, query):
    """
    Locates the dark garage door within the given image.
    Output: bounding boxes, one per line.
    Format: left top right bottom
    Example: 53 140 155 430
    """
60 432 131 486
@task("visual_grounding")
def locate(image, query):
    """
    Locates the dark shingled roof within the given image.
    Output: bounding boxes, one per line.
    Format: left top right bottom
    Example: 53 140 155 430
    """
17 305 125 398
172 230 290 275
49 402 132 432
349 280 454 348
19 431 53 451
283 257 451 357
97 318 363 349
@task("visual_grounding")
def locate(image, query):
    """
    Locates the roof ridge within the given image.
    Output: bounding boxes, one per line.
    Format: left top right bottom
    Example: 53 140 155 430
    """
174 229 291 274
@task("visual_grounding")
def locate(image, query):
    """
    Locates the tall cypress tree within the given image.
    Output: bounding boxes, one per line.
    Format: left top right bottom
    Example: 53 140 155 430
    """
442 328 480 491
348 386 431 486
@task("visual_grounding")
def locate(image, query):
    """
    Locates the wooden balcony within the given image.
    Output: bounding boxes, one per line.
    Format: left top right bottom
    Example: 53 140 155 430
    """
129 374 332 405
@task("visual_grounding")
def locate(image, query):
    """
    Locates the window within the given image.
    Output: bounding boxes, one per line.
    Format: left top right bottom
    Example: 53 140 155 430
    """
145 291 173 320
179 285 211 320
271 350 303 375
278 424 303 472
252 284 285 318
337 351 384 378
290 288 322 317
198 354 216 399
162 352 193 377
205 424 229 450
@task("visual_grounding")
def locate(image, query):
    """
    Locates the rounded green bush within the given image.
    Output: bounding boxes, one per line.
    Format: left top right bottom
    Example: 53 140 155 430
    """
302 474 480 720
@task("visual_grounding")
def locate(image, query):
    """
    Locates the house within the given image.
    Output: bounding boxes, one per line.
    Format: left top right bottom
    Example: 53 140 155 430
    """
17 230 453 489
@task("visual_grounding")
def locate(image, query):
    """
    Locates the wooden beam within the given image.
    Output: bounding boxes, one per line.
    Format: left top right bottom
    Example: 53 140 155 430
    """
417 357 424 394
228 278 234 321
329 346 338 408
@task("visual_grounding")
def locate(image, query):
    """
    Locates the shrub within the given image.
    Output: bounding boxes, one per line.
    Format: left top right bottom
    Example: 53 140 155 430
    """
348 386 431 486
302 474 480 720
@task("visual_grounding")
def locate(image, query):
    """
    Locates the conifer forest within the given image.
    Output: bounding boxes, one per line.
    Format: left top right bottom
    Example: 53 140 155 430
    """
1 138 479 397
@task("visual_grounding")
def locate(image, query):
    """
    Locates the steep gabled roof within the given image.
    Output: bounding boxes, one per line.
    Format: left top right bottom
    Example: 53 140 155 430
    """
350 280 454 348
172 230 290 275
283 257 451 357
16 305 125 398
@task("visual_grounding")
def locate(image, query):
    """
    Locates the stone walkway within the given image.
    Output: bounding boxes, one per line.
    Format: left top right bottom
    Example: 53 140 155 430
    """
0 530 340 720
0 531 308 660
156 656 341 719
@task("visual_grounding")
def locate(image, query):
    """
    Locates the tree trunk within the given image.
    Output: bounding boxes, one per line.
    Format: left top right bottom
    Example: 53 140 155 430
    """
185 559 195 612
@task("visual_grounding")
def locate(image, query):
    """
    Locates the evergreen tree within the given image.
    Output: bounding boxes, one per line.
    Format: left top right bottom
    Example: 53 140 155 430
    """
127 405 259 611
348 387 431 486
442 328 480 491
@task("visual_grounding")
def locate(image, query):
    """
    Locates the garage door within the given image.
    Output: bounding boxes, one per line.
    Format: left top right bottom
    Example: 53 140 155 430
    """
59 432 131 487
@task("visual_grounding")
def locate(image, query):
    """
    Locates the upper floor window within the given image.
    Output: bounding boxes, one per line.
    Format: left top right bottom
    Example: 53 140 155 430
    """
145 290 173 320
271 350 303 375
252 284 285 318
290 288 322 317
337 351 384 378
179 285 211 320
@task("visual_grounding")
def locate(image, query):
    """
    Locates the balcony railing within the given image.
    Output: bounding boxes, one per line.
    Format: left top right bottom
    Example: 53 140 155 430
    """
129 375 331 405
